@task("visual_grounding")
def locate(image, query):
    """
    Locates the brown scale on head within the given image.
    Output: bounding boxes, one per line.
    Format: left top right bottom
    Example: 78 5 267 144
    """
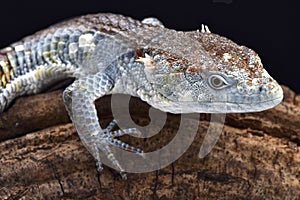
188 32 265 79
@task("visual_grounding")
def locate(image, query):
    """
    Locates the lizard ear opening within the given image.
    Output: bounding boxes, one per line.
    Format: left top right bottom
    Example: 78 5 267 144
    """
208 74 229 90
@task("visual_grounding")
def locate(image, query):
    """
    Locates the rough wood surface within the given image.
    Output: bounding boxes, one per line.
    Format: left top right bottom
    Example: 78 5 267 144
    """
0 86 299 199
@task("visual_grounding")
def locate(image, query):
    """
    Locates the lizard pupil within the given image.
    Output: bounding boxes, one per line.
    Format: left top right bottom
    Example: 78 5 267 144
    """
212 77 222 86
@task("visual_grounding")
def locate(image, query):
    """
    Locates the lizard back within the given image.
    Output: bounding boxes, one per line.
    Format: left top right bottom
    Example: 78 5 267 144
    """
0 14 145 111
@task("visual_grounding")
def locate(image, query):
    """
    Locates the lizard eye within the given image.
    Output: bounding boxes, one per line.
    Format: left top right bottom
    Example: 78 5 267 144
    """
208 74 228 89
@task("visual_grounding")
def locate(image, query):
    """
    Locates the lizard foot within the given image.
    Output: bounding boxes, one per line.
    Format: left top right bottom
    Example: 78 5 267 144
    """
93 119 144 179
105 119 144 155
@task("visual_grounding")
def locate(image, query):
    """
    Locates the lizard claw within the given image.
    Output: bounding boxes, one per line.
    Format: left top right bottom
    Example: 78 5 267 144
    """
96 160 103 173
120 171 127 180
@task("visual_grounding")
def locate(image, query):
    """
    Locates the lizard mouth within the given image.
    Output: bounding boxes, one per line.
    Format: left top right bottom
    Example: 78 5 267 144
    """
225 85 284 113
220 94 283 113
209 91 283 113
151 90 283 114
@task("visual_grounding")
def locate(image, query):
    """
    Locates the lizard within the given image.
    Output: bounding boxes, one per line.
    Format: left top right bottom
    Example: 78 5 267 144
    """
0 13 283 179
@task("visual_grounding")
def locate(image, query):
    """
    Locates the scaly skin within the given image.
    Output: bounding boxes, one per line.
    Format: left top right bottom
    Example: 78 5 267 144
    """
0 13 283 178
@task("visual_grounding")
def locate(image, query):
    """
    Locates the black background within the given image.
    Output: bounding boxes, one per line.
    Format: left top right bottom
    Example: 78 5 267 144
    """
0 0 299 92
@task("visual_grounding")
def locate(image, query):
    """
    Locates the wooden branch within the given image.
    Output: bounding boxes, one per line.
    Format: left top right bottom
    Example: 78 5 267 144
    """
0 86 299 199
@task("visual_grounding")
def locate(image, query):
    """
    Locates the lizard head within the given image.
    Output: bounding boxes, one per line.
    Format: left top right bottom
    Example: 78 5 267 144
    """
188 31 283 113
136 30 283 113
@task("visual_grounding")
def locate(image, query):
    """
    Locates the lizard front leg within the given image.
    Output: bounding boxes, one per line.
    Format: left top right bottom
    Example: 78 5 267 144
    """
63 72 143 179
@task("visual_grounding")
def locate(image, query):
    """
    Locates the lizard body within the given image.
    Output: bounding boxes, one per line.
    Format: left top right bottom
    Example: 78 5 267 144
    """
0 13 283 178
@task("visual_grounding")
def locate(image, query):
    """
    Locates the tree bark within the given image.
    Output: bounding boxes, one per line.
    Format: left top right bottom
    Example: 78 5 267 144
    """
0 86 299 199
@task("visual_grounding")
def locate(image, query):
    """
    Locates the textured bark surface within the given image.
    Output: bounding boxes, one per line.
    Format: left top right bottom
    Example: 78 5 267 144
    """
0 86 299 199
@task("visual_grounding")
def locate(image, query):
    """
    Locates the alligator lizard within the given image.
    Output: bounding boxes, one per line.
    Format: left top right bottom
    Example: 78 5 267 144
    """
0 13 283 179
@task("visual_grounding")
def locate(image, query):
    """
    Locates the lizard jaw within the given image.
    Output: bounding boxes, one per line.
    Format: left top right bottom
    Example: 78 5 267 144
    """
148 84 283 114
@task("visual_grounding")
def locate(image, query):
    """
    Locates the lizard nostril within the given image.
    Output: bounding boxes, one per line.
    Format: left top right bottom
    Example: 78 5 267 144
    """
259 86 263 93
